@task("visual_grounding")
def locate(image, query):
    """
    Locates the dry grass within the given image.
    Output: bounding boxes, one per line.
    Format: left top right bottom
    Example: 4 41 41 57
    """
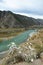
20 29 43 57
0 28 25 42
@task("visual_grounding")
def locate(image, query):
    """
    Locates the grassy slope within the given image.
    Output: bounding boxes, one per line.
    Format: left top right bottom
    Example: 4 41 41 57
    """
20 29 43 54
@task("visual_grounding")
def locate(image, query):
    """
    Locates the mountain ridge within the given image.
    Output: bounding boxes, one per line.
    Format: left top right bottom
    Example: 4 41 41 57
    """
0 11 43 29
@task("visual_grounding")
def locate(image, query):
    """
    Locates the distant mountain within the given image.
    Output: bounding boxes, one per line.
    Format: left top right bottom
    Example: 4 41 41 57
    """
0 11 43 28
37 19 43 25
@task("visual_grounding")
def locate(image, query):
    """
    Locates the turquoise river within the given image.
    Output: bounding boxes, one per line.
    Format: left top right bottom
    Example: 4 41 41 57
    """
0 29 37 52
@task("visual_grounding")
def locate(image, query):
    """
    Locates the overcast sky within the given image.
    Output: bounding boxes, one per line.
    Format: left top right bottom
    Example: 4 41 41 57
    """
0 0 43 19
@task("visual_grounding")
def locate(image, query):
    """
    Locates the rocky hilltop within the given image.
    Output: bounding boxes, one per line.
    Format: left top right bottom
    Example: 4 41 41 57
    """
0 11 43 29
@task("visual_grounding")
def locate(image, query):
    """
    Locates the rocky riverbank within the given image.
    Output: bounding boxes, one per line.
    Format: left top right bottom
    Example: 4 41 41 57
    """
0 29 43 65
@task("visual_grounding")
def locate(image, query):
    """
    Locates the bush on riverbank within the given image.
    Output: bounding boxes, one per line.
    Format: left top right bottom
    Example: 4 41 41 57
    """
2 29 43 65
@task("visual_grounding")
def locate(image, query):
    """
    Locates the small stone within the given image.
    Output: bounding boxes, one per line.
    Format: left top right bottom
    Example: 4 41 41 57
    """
19 51 21 54
31 58 34 62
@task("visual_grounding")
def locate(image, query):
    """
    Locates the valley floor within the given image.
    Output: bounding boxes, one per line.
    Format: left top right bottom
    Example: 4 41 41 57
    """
0 28 25 42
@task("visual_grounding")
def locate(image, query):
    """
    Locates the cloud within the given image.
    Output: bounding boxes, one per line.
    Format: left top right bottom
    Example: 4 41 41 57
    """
0 0 24 10
0 0 43 19
16 12 43 19
0 0 3 2
0 0 42 10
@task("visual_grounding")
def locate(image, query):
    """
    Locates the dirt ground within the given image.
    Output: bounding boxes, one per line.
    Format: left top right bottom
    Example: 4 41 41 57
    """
14 59 43 65
0 59 42 65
